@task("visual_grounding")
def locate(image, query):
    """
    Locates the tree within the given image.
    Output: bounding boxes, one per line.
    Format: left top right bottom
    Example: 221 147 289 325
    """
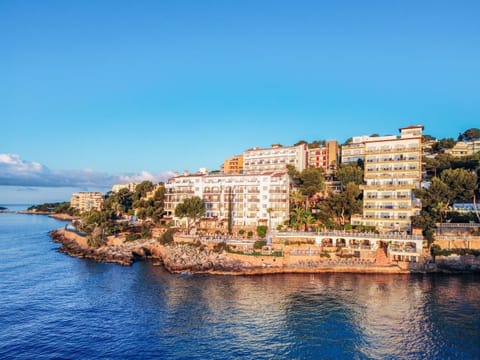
440 168 477 203
290 207 308 230
336 163 364 187
342 137 353 145
286 164 301 185
227 187 233 235
290 189 306 209
458 128 480 142
299 167 325 200
106 188 134 215
174 196 206 234
431 138 456 153
423 134 436 142
304 213 316 232
256 225 268 239
319 182 362 226
288 167 325 210
134 181 154 201
308 140 326 149
266 207 273 231
414 177 450 209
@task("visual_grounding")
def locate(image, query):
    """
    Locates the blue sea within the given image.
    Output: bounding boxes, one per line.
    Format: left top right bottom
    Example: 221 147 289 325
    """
1 205 480 359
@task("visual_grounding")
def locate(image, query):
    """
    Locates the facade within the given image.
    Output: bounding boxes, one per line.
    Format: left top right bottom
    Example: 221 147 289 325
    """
243 143 307 174
111 183 137 193
70 192 104 212
351 125 423 233
341 135 397 164
223 154 244 174
308 140 340 174
165 171 290 229
445 140 480 157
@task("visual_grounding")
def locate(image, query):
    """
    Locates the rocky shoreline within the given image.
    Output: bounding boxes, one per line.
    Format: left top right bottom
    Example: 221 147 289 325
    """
50 229 162 266
50 229 480 275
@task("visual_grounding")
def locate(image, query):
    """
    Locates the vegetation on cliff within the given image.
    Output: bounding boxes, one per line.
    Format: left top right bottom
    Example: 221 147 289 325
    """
74 181 167 246
27 202 78 215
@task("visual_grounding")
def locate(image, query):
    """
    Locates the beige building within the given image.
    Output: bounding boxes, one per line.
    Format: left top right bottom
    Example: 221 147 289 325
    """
223 154 244 174
243 143 307 174
308 140 340 174
351 125 423 233
165 171 290 230
111 183 137 193
70 192 104 212
445 140 480 157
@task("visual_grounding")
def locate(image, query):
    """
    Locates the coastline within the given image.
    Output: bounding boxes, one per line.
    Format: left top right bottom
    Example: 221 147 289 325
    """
18 211 78 221
50 228 480 275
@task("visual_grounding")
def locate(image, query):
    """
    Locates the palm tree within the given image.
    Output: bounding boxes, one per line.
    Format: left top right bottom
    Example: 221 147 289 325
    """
304 213 316 232
266 207 274 231
290 190 306 209
290 207 307 230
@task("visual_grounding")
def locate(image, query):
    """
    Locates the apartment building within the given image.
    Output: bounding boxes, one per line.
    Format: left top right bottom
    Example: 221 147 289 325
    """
223 154 244 174
341 135 397 164
165 171 290 230
351 125 423 233
308 140 340 174
70 192 104 212
445 140 480 157
111 183 137 193
243 143 307 174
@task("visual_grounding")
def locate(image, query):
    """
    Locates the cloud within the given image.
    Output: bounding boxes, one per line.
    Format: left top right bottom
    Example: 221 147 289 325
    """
0 154 174 188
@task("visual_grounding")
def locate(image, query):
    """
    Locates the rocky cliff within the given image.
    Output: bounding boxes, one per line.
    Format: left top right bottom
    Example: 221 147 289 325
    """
50 229 161 266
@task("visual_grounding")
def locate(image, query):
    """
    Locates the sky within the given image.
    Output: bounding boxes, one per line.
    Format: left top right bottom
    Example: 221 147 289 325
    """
1 0 479 204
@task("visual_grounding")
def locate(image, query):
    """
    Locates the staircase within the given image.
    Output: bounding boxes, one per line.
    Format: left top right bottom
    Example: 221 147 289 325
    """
375 246 390 266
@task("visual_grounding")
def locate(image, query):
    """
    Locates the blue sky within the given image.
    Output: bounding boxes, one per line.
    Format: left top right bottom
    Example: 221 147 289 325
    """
1 0 479 204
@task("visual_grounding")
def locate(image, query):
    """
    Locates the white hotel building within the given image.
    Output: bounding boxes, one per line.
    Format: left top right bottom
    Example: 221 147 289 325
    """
351 125 424 233
165 171 290 229
243 143 307 174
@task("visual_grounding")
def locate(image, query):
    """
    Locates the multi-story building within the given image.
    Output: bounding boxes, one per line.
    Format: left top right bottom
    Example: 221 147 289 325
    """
308 140 340 174
351 125 423 233
165 171 290 230
445 140 480 157
70 192 104 212
243 143 307 174
111 183 137 193
341 135 398 164
223 154 244 174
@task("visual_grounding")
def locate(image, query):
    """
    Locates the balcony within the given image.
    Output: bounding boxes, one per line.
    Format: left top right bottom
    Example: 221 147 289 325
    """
364 147 420 155
360 183 415 190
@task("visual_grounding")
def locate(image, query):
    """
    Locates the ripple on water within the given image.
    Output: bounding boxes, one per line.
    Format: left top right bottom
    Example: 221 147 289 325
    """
1 214 480 359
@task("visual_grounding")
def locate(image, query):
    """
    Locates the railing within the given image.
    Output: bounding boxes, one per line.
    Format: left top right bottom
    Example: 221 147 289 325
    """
434 235 480 241
360 183 415 190
275 230 424 241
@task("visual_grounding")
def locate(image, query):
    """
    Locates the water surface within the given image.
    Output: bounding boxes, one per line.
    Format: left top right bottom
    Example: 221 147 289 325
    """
1 210 479 359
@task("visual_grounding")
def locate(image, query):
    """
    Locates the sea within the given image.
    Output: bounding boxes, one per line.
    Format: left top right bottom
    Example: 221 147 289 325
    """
1 204 480 360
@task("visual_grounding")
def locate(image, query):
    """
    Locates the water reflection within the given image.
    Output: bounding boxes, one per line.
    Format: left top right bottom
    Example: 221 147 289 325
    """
139 269 480 359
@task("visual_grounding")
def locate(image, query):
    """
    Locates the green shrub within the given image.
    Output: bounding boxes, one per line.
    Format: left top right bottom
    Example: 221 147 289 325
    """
160 228 176 245
125 233 141 242
213 242 227 253
247 231 254 239
256 225 268 239
254 240 267 249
